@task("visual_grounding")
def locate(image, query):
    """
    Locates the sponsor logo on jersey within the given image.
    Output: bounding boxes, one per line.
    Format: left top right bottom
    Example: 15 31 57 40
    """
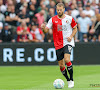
55 21 58 23
57 25 68 31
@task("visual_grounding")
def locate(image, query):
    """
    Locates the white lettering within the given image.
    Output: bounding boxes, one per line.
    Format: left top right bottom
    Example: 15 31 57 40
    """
47 48 57 62
16 48 25 62
3 48 13 62
34 48 44 62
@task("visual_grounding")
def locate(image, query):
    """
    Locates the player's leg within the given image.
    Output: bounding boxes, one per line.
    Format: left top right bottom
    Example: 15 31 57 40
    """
58 59 70 81
64 45 74 88
64 54 73 81
56 48 70 81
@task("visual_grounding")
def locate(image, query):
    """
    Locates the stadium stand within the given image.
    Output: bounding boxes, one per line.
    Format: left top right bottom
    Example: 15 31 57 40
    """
0 0 100 42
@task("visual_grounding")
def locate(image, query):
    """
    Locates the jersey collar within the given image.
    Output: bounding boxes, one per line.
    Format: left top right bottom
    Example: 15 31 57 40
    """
57 14 66 20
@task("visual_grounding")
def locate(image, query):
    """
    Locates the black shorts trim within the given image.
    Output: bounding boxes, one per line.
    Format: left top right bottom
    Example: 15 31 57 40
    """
56 45 72 61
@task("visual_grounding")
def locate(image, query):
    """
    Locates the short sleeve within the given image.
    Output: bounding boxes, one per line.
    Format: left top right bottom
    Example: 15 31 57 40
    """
46 18 52 29
71 18 77 28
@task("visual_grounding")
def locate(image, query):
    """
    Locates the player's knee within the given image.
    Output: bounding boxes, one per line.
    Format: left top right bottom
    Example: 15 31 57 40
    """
59 64 64 69
65 58 70 63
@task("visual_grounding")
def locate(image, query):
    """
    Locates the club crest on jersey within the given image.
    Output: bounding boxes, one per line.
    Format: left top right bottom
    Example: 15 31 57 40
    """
66 20 69 23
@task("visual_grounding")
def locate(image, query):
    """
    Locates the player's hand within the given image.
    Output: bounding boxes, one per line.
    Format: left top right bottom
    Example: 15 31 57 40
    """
67 36 72 42
41 23 46 30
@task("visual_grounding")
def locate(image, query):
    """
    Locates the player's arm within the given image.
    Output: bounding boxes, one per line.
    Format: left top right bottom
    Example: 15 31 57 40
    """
67 18 77 42
41 18 52 33
67 26 77 42
71 26 77 38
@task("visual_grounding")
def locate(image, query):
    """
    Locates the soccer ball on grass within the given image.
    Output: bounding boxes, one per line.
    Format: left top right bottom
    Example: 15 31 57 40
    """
53 79 64 89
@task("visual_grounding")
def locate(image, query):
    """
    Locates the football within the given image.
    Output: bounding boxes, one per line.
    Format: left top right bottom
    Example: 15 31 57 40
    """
53 79 64 89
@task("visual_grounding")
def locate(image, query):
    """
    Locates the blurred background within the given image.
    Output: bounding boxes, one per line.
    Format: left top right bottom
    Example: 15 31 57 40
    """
0 0 100 43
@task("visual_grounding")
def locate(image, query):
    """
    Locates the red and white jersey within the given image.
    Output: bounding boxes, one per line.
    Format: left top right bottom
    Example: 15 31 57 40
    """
46 14 77 50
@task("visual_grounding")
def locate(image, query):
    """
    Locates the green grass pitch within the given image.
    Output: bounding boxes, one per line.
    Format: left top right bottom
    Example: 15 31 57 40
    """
0 65 100 90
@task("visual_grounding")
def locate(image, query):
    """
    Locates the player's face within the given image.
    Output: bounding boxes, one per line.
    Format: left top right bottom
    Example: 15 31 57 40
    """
56 6 65 17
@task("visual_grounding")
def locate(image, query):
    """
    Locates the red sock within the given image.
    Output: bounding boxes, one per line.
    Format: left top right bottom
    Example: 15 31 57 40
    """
66 61 72 66
60 67 65 71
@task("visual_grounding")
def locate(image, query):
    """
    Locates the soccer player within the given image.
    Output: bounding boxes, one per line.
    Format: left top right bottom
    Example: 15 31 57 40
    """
41 3 77 88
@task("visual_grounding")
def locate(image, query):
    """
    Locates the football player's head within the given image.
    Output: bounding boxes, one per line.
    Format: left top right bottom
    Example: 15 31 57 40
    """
56 3 65 17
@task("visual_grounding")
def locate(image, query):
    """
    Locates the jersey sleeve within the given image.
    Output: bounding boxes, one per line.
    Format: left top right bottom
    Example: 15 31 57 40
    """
71 18 77 28
46 18 52 29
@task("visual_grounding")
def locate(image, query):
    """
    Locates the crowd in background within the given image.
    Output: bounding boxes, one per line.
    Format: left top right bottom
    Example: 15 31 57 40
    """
0 0 100 43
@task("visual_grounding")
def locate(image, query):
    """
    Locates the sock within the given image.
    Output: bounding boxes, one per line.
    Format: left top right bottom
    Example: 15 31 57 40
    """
60 67 70 81
66 61 73 81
